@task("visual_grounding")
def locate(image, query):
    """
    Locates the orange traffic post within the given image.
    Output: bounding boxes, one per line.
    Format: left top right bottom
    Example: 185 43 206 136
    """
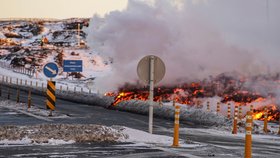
207 101 210 112
250 105 254 113
278 113 280 135
263 106 268 133
232 105 238 134
172 105 180 147
244 111 253 158
216 102 220 113
227 103 231 118
239 106 243 120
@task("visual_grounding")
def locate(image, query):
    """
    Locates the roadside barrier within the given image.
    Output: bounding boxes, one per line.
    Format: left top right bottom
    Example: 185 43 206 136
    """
7 87 10 100
232 104 238 134
28 90 31 108
172 105 180 147
263 106 268 133
46 81 56 116
244 111 253 158
16 88 20 103
216 102 220 113
227 103 231 118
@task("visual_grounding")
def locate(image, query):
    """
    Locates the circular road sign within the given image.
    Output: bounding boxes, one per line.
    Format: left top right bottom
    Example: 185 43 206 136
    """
137 55 165 85
43 62 59 78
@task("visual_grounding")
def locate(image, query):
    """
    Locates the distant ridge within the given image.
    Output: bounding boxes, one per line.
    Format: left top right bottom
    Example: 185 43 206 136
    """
0 18 90 22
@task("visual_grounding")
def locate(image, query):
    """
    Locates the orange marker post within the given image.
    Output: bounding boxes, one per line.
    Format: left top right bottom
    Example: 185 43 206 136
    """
250 105 254 113
207 101 210 112
216 102 220 113
232 105 238 134
239 106 243 120
172 105 180 147
263 106 268 133
244 111 253 158
278 114 280 135
227 103 231 118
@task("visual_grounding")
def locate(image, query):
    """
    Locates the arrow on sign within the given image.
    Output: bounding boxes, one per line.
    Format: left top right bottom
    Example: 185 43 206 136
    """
45 66 57 75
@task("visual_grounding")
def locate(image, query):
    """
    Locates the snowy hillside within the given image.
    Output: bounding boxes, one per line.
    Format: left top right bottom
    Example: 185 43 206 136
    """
0 19 111 84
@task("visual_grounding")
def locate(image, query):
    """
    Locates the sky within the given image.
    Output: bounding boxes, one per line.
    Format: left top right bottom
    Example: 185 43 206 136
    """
0 0 128 19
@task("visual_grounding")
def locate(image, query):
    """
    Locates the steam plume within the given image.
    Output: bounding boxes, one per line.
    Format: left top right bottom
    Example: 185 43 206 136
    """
85 0 272 92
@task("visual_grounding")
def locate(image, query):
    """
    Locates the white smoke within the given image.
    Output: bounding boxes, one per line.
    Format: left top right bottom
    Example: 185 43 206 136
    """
85 0 274 92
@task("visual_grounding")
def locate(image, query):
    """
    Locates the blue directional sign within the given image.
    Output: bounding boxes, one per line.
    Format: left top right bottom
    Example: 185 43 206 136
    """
63 60 83 72
43 62 59 78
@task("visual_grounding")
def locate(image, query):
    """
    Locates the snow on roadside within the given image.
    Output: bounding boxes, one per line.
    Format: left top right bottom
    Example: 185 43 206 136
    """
0 100 68 119
120 127 201 148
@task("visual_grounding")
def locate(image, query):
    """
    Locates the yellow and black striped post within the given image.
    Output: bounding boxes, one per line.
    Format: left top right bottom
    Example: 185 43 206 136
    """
227 103 231 118
263 106 268 133
46 80 56 113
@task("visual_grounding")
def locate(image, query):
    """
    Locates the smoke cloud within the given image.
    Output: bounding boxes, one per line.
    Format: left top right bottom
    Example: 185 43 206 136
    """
85 0 278 92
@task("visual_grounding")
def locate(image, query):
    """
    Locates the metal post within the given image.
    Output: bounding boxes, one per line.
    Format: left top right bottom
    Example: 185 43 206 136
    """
149 56 154 134
77 23 80 46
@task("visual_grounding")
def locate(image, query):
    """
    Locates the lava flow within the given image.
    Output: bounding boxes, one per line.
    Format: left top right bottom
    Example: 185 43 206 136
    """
105 73 280 121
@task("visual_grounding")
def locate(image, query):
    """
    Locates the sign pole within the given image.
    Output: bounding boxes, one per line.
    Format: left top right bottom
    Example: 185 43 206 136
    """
149 56 155 134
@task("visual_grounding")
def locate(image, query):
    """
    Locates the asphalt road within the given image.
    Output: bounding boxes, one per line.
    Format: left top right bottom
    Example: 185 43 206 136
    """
0 84 280 158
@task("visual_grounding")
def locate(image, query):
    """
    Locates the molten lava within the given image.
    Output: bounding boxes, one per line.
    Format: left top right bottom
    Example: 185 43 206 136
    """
105 73 280 121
